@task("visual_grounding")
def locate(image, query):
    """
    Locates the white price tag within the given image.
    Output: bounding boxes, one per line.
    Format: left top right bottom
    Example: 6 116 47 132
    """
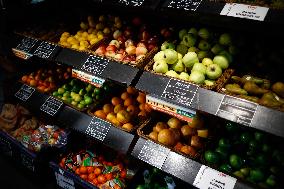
55 171 75 189
220 3 269 21
193 165 237 189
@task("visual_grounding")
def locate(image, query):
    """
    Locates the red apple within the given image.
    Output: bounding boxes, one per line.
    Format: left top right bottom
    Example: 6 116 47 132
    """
163 30 172 38
109 40 120 48
105 51 116 58
148 36 159 45
126 45 136 55
125 39 135 48
123 55 136 63
132 17 142 26
160 28 167 36
117 49 126 55
136 46 148 56
148 44 156 51
95 46 106 56
137 42 147 48
141 31 150 41
114 53 124 61
113 30 122 39
117 36 126 47
106 45 117 52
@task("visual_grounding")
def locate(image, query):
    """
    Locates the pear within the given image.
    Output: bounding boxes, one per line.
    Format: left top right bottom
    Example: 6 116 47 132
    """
179 72 190 81
272 82 284 98
188 47 199 53
243 81 269 96
188 27 198 36
176 44 188 56
182 52 199 68
259 92 282 108
165 70 179 79
181 34 197 47
179 29 187 40
172 59 185 73
225 84 248 95
204 80 215 86
154 51 166 62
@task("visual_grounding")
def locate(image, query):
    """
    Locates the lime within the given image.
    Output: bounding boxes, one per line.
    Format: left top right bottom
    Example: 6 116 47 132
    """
204 150 219 164
215 147 228 160
95 94 102 100
52 91 59 96
58 88 65 95
62 84 70 90
62 96 68 101
63 91 70 97
249 169 265 182
262 144 270 153
240 167 250 177
230 154 243 169
255 132 265 141
71 85 80 93
86 84 93 92
249 140 258 150
255 154 268 166
218 138 231 149
66 98 72 104
84 96 93 105
94 87 101 95
233 171 244 179
70 79 77 86
79 89 85 96
240 132 252 144
136 185 145 189
219 164 232 173
77 103 85 109
225 122 238 133
103 85 110 92
266 175 276 187
71 101 78 106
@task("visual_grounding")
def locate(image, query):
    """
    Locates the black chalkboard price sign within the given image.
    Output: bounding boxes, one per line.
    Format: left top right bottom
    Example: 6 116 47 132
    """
34 41 60 60
80 55 108 76
113 0 145 7
40 96 63 116
15 84 35 102
54 169 75 189
12 37 38 59
166 0 203 11
85 117 111 142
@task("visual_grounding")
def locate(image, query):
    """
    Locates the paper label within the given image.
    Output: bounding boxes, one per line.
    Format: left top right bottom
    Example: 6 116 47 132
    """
72 69 105 88
12 48 33 60
193 165 237 189
55 171 75 189
220 3 269 21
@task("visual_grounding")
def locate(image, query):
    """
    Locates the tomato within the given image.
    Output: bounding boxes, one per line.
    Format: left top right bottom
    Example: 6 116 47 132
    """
80 174 88 180
120 170 126 179
79 166 88 174
59 162 64 168
97 175 106 184
105 173 113 180
94 168 102 175
87 167 94 174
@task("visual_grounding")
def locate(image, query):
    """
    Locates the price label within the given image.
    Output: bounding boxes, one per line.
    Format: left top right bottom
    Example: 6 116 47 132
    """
0 135 12 156
34 41 58 59
15 37 38 53
116 0 145 7
193 165 237 189
81 55 108 76
146 94 195 122
15 84 35 102
72 69 105 88
167 0 202 11
21 153 35 172
138 140 171 169
220 3 269 21
85 117 111 142
161 78 199 109
55 170 75 189
216 95 258 126
40 96 63 116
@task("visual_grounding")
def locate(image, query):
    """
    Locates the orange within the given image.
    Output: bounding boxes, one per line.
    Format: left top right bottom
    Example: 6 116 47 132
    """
97 175 106 184
94 167 102 175
137 94 146 104
139 103 146 111
144 103 152 113
92 178 99 186
114 184 122 189
102 104 114 114
21 75 28 82
87 167 94 174
121 92 130 100
105 173 113 180
138 111 147 117
88 173 96 181
79 166 88 174
111 97 122 106
122 123 134 131
75 168 80 175
94 110 107 119
126 86 137 95
29 80 37 87
80 174 88 180
124 97 134 107
126 105 139 116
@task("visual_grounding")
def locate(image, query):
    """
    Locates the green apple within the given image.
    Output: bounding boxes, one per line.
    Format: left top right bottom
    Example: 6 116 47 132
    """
181 34 196 47
182 52 199 68
164 49 178 64
198 40 211 51
58 88 65 95
179 29 187 40
188 27 198 36
161 41 175 51
211 44 223 55
219 50 233 63
189 71 205 84
219 33 231 46
192 63 206 74
198 28 210 39
176 44 188 56
73 94 82 102
197 51 209 61
213 55 229 69
202 58 213 67
165 70 179 78
172 59 185 73
188 47 199 53
204 79 215 86
206 64 222 80
154 51 166 62
179 72 190 81
177 53 183 60
153 60 168 74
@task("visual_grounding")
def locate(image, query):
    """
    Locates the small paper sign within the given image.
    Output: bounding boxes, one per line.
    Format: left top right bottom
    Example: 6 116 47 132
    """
220 3 269 21
72 69 105 88
193 165 237 189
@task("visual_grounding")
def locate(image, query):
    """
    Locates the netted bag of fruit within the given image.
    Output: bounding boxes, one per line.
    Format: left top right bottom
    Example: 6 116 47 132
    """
37 125 68 148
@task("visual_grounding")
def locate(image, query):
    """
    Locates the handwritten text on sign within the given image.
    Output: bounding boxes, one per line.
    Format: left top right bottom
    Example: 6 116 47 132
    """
55 171 75 189
81 55 108 76
85 117 111 142
40 96 63 116
15 84 35 102
138 140 171 169
193 165 237 189
220 3 269 21
167 0 203 11
34 41 57 59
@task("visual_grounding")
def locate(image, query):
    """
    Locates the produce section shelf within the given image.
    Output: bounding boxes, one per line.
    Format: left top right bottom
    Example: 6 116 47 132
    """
131 137 254 189
13 82 136 154
136 71 284 138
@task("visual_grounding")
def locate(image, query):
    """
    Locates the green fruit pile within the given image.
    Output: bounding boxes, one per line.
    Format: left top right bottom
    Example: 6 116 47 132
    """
204 122 284 188
52 79 110 110
153 28 236 86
